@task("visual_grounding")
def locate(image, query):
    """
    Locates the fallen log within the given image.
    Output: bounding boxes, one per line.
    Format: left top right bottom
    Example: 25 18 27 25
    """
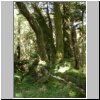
48 72 86 96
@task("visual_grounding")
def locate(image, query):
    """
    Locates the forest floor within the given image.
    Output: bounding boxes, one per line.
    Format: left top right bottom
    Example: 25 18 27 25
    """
14 66 86 98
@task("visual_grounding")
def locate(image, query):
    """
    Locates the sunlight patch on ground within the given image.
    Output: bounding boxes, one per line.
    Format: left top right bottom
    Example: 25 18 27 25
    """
15 93 22 97
14 75 21 79
39 60 47 66
55 66 70 73
69 91 76 97
70 69 79 73
14 75 21 82
58 66 70 73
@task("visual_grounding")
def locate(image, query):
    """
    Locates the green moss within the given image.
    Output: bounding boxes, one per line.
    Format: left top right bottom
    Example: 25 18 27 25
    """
14 73 86 98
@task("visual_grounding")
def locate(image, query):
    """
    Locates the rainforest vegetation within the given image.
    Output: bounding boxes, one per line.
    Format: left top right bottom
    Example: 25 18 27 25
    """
14 1 86 98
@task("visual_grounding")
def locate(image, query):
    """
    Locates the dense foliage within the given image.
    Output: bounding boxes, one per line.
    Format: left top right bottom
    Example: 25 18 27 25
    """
14 1 86 98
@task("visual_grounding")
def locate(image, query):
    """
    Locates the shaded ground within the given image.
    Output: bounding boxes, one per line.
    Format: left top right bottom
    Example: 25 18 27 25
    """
14 68 86 98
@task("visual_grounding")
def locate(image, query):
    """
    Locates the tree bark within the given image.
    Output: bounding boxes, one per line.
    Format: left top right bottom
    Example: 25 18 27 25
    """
32 3 56 65
71 25 80 69
16 2 48 62
46 4 53 34
63 3 73 58
54 3 64 63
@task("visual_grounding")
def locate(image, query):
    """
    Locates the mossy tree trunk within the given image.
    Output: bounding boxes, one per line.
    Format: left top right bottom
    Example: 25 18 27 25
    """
32 3 56 65
63 3 73 59
54 3 64 63
46 3 53 34
71 25 81 69
16 2 48 62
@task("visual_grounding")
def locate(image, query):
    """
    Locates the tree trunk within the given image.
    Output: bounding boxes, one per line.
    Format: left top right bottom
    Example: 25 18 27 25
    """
46 4 53 34
16 2 48 62
54 3 64 63
32 3 56 65
63 3 73 58
71 25 80 69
